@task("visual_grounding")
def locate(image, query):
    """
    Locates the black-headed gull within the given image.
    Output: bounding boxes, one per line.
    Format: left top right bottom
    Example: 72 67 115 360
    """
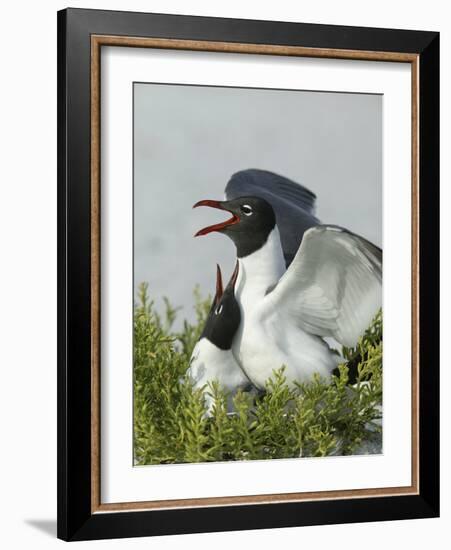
187 262 251 411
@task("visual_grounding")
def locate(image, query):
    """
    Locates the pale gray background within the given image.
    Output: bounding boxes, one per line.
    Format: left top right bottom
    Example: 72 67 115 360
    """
134 83 382 323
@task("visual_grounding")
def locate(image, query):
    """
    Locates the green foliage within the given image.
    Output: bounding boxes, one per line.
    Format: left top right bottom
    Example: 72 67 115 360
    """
134 284 383 465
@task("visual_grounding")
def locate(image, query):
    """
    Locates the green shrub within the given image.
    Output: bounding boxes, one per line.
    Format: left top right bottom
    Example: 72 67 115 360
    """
134 283 382 465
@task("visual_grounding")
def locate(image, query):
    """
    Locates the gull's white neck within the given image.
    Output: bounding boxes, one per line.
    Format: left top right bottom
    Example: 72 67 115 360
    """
236 227 286 311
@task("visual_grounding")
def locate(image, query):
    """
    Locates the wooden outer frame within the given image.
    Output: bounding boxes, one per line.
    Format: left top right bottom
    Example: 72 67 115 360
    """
90 35 419 513
58 8 439 541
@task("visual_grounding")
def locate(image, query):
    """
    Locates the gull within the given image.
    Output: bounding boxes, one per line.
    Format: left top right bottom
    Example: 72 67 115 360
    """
187 262 251 411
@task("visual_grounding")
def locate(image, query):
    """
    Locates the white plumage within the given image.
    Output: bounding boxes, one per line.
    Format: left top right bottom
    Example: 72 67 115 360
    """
187 338 249 413
263 225 382 347
232 225 382 389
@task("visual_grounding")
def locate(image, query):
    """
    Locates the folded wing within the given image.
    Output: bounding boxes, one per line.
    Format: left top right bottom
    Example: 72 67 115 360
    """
225 169 319 266
262 225 382 347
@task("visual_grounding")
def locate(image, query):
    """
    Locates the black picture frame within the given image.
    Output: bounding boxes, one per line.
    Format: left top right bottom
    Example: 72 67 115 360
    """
57 7 439 542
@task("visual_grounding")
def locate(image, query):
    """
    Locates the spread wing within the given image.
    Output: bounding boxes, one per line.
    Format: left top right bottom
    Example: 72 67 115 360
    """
262 225 382 347
225 169 319 266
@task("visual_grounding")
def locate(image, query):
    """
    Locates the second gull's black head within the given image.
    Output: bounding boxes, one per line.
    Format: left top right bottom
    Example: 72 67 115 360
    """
201 262 241 350
193 196 276 258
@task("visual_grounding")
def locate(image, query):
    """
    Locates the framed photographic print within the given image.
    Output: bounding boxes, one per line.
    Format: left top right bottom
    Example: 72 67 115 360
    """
57 8 439 541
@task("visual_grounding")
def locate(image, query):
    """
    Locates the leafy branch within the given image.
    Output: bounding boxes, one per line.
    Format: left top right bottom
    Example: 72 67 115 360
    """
134 284 382 465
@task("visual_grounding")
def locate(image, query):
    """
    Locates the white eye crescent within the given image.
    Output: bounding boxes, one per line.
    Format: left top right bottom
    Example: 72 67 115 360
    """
241 204 253 216
215 304 223 315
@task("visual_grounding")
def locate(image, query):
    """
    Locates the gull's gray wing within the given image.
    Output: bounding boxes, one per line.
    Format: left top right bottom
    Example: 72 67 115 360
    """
225 169 319 266
261 225 382 347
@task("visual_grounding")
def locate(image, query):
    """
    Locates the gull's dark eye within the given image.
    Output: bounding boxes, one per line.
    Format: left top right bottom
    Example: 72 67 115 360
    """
240 204 253 216
215 304 223 315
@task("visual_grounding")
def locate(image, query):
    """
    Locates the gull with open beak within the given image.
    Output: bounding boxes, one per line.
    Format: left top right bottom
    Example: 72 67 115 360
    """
193 169 382 390
186 262 251 413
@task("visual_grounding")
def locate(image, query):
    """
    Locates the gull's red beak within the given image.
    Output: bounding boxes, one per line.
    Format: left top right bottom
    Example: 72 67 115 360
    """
193 199 240 237
229 260 239 292
214 264 224 305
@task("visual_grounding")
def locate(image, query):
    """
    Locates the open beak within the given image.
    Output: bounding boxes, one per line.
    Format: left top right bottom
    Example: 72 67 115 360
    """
193 199 240 237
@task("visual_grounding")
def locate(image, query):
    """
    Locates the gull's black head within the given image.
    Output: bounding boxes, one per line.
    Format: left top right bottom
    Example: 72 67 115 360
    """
201 262 241 350
193 196 276 258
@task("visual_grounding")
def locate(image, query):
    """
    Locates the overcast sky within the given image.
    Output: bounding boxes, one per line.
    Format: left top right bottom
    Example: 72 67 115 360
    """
134 83 382 324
